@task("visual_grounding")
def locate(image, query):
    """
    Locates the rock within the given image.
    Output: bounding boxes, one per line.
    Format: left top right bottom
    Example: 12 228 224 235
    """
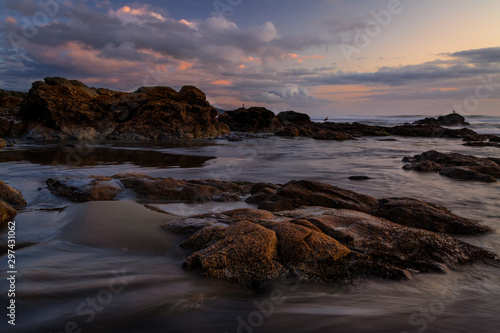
245 183 280 204
276 121 390 140
414 113 470 126
277 111 311 125
115 173 251 202
218 107 282 133
18 77 229 140
0 139 5 149
348 176 372 181
372 198 492 234
464 141 500 148
257 180 378 213
0 180 27 208
439 167 497 183
0 89 27 137
388 124 488 141
403 150 500 182
0 201 16 225
164 207 498 288
46 177 123 201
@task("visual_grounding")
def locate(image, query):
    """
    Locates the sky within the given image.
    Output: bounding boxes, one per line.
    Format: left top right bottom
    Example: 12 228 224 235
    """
0 0 499 116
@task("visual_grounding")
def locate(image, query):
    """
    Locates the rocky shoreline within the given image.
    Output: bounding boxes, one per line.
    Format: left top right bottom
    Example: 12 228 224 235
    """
1 77 499 145
10 173 492 288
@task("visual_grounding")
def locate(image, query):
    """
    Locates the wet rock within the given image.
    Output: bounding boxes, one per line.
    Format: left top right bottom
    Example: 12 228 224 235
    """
388 124 488 141
403 150 500 182
19 77 229 140
439 167 497 183
115 173 251 202
257 180 378 213
414 113 470 126
348 176 372 181
46 177 123 202
0 180 27 208
218 107 282 133
276 122 390 140
245 183 280 204
464 141 500 148
0 139 5 149
164 207 498 288
372 198 492 234
0 201 16 225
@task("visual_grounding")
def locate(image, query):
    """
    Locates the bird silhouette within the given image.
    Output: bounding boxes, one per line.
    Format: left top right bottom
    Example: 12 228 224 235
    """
323 117 328 122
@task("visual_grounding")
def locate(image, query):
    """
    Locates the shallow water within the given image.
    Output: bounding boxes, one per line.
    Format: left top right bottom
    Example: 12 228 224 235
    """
1 122 500 332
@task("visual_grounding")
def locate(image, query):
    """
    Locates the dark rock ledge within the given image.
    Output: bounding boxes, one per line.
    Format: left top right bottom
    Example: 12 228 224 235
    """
403 150 500 183
44 174 497 288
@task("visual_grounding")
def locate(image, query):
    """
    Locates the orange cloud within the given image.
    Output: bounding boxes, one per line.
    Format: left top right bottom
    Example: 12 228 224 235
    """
211 80 232 85
5 16 17 24
178 61 193 70
282 53 325 63
238 64 246 69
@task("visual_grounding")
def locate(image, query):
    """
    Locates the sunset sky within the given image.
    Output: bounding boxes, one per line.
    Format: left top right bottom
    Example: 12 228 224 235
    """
1 0 499 116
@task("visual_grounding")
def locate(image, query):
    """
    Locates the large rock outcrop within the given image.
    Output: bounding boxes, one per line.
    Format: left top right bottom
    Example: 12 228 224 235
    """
0 89 27 137
218 107 282 133
403 150 500 182
19 77 229 140
163 207 498 287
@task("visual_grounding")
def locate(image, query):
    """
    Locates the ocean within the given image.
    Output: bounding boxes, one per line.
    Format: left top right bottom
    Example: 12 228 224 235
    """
1 116 499 333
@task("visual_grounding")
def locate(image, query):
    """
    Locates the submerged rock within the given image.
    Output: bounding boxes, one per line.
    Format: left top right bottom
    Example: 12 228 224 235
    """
372 198 492 234
403 150 500 182
46 177 123 202
163 207 498 288
257 180 378 213
115 173 252 202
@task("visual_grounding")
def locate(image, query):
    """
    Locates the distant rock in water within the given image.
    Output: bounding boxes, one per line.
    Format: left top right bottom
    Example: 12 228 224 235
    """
218 107 282 133
414 113 470 126
11 77 230 140
403 150 500 182
349 176 372 181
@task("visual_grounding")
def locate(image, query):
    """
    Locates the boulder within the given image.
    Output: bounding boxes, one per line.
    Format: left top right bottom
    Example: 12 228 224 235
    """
372 198 492 234
414 113 470 126
0 201 16 225
114 173 251 202
0 89 27 137
46 177 123 202
217 107 282 133
0 180 27 208
257 180 378 213
0 139 5 149
403 150 500 182
18 77 229 140
163 207 498 287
